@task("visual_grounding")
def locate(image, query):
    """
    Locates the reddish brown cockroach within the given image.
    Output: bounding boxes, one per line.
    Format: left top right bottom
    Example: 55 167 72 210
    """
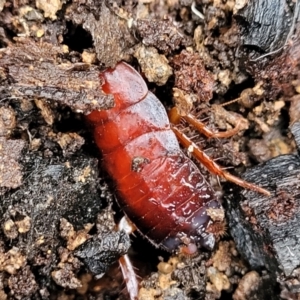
86 62 270 299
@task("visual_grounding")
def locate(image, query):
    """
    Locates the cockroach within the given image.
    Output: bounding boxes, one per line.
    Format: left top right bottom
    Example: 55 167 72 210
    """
86 62 270 299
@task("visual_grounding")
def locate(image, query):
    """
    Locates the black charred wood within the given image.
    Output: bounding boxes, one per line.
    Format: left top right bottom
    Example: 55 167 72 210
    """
225 122 300 278
235 0 297 53
75 230 130 276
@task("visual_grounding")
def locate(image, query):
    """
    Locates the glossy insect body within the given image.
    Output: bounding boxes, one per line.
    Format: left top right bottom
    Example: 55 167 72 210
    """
86 62 221 252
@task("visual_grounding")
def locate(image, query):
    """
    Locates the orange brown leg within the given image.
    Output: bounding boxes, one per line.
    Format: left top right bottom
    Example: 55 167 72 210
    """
168 107 243 139
117 217 139 300
169 108 270 196
183 113 243 138
118 254 139 300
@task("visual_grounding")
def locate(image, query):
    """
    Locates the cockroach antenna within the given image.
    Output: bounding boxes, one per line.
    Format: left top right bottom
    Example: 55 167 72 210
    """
220 98 241 107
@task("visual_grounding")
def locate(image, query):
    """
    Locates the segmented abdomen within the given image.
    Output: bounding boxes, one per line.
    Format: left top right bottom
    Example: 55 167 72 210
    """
86 62 221 251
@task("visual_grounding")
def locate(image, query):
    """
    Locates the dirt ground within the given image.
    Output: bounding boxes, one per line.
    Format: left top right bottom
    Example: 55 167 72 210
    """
0 0 300 299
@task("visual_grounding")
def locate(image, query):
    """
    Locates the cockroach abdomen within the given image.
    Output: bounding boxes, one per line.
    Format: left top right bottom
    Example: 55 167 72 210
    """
86 62 223 252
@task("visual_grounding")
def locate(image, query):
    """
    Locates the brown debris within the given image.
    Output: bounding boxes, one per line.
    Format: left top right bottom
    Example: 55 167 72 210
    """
134 45 172 86
140 255 185 300
136 18 191 55
171 50 214 102
205 241 250 299
8 266 38 299
0 289 7 300
206 208 225 223
248 131 293 163
67 1 136 67
207 266 231 295
266 190 297 223
280 267 300 299
34 99 55 125
235 82 265 109
246 98 294 163
0 38 114 114
211 104 249 132
1 214 32 240
60 218 92 251
210 241 248 277
247 125 294 164
0 106 16 138
141 252 208 299
138 287 162 300
0 137 25 190
248 100 285 134
247 23 300 103
232 271 260 300
81 50 97 65
0 247 26 275
2 219 18 239
73 165 94 184
52 247 82 289
15 216 31 234
36 0 63 20
56 132 85 157
172 87 198 116
248 139 273 163
52 268 82 289
76 273 93 295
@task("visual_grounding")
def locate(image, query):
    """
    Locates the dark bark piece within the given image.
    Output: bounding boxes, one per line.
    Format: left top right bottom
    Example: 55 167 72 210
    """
235 0 296 52
75 230 130 276
75 208 131 277
0 38 114 114
225 122 300 277
66 1 136 68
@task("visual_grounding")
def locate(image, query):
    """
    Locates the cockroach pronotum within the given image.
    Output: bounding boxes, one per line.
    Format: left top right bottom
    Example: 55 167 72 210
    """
86 62 270 299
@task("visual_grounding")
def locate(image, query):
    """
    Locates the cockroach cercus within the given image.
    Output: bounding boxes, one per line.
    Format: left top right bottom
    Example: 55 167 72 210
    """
86 62 270 299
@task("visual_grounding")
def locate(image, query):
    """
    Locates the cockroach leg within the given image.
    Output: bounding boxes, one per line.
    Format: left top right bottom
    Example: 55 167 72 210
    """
183 113 242 138
118 216 137 235
118 217 139 300
119 254 139 300
169 107 242 138
171 126 271 196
